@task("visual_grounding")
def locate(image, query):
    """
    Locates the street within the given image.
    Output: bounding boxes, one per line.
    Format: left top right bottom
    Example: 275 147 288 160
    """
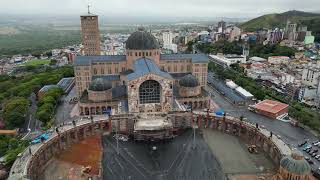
207 74 320 169
54 86 77 125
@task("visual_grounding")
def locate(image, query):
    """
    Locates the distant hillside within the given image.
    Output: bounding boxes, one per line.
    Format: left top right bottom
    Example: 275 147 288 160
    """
240 10 320 41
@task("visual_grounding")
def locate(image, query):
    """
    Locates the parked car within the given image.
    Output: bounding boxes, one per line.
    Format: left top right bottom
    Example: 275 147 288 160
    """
313 140 320 145
308 160 314 165
304 145 312 150
313 149 319 153
315 155 320 159
299 141 308 147
312 153 317 157
306 148 312 153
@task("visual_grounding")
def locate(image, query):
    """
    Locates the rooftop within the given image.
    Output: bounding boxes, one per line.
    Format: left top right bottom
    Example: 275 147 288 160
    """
161 54 209 63
74 55 126 66
126 58 172 81
125 29 160 50
254 99 289 114
38 85 59 93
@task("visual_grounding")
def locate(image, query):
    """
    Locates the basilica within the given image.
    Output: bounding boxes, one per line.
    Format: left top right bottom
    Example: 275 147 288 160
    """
74 27 210 116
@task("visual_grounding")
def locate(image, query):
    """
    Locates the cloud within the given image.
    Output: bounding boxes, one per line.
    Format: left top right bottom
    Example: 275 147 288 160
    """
1 0 320 17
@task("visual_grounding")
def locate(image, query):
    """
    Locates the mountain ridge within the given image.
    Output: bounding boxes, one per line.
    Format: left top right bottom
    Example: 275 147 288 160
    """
240 10 320 41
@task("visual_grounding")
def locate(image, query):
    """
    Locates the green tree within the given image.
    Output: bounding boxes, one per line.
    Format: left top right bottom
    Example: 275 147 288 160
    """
3 97 29 129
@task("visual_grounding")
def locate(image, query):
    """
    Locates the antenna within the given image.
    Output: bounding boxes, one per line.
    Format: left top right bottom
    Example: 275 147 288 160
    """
87 4 91 14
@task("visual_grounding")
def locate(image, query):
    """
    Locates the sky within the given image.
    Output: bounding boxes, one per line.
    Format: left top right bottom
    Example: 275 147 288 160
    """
1 0 320 18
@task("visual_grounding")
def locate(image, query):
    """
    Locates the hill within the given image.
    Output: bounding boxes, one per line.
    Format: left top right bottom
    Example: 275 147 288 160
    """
240 10 320 41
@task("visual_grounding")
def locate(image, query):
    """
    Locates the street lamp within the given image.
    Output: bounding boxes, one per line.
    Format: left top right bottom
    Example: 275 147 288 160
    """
192 121 198 149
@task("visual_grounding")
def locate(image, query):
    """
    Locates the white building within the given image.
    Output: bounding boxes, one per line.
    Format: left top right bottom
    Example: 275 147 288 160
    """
249 56 267 62
301 63 320 87
229 26 241 42
163 43 178 53
209 54 246 67
163 32 173 46
268 56 290 65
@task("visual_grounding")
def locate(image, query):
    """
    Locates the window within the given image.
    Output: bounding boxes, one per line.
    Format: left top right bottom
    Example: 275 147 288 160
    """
187 65 191 71
130 52 132 56
135 52 138 56
181 66 184 72
101 68 104 74
93 68 97 75
174 65 177 72
139 80 161 104
139 52 141 56
146 52 148 56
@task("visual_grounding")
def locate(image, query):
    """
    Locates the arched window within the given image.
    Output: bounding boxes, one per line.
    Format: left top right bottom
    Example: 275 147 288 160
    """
139 80 161 104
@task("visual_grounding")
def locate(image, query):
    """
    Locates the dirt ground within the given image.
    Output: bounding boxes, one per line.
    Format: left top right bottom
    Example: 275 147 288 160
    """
40 135 102 180
203 129 276 175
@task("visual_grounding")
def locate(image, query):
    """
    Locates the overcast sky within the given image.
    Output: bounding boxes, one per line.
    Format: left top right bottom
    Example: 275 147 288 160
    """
1 0 320 18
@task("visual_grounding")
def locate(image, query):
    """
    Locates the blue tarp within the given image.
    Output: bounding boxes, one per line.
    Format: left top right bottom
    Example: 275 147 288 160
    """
32 133 49 144
215 109 224 116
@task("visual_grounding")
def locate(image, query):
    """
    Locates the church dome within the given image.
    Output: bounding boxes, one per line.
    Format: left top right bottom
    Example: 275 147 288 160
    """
280 151 311 175
88 78 112 91
179 74 199 87
126 27 160 50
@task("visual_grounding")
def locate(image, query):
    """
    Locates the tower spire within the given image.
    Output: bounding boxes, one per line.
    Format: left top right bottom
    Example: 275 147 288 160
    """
87 4 91 14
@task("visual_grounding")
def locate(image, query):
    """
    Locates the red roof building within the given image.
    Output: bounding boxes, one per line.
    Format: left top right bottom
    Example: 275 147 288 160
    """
254 99 289 119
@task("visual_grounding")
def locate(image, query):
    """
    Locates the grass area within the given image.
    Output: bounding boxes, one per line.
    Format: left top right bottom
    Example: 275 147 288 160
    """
20 59 51 66
0 26 81 57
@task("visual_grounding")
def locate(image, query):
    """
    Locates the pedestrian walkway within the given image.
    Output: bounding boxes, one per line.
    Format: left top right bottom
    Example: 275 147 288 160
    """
8 117 105 180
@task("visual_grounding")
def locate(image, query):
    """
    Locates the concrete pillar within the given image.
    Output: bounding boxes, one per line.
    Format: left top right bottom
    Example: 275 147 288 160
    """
198 115 202 128
83 127 87 139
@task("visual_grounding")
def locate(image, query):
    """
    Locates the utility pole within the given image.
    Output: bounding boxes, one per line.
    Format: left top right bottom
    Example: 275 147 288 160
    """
116 120 119 155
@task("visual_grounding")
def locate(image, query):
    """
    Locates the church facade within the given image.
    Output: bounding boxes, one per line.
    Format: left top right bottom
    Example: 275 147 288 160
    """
75 18 210 116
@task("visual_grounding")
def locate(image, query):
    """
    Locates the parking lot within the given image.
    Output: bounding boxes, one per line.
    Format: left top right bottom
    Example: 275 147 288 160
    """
298 140 320 170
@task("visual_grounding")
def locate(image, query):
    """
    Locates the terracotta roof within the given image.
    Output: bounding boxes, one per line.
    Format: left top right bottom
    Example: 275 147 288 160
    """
254 99 289 114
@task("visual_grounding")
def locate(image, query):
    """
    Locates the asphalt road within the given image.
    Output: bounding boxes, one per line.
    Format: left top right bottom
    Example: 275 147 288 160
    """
102 130 225 180
207 73 320 169
54 87 77 125
22 93 41 133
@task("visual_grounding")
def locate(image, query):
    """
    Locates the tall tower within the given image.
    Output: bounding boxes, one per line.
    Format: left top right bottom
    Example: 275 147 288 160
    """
80 6 101 56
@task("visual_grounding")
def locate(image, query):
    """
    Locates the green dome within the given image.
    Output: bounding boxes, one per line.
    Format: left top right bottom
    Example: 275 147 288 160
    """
280 152 311 175
179 74 199 87
88 78 112 91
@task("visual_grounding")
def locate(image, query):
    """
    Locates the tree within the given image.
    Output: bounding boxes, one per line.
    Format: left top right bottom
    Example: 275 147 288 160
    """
3 97 29 129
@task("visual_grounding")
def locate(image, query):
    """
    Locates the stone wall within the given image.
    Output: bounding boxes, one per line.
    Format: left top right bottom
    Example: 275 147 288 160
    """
23 113 289 180
88 89 112 102
26 121 109 180
179 86 201 97
127 74 173 113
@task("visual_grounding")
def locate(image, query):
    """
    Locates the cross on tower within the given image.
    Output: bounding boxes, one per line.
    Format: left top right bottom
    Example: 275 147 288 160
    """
87 5 91 14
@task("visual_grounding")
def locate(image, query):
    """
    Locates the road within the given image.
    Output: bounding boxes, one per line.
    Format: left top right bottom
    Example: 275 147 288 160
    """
22 93 41 134
207 73 320 169
54 87 77 125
